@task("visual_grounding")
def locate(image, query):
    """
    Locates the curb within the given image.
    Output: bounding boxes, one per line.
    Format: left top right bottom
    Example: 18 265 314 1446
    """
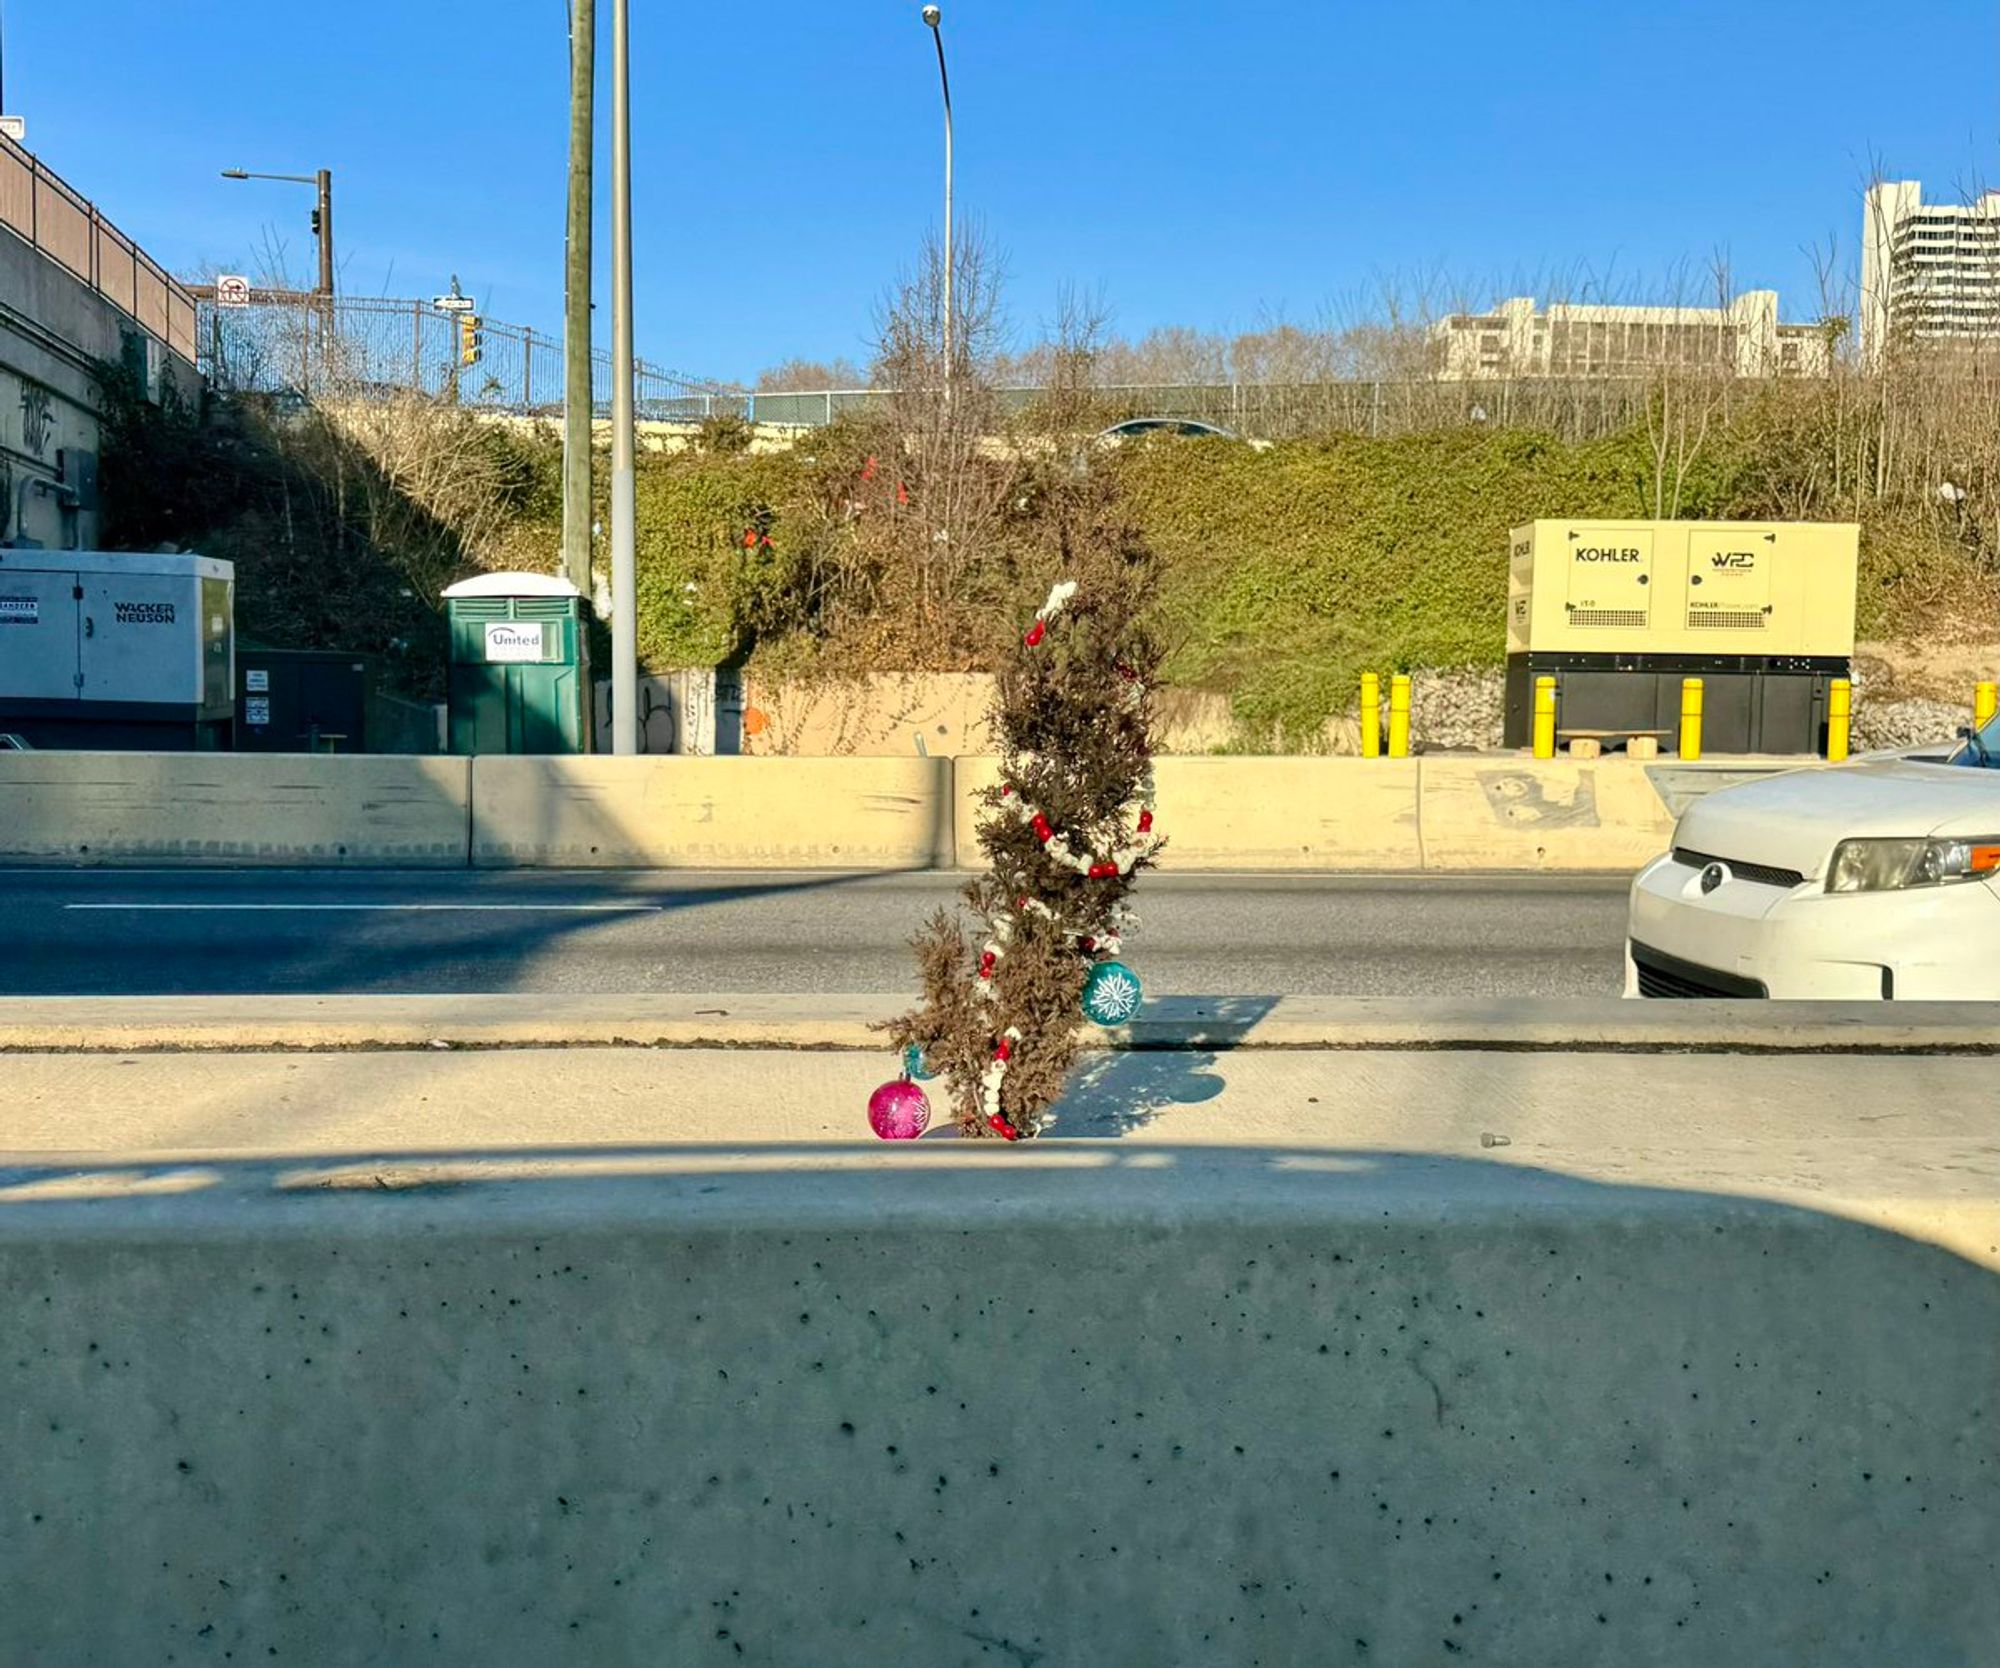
2 994 1998 1054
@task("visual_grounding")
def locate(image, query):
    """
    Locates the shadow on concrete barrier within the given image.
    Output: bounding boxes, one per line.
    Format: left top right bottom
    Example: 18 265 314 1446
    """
0 752 471 866
470 756 955 869
0 1142 1989 1666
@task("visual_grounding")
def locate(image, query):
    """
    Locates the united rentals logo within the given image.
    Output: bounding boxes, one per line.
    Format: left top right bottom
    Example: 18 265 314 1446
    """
114 601 176 625
484 622 548 662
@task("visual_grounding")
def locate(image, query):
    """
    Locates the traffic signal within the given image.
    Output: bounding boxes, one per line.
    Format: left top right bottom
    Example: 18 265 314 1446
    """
458 314 483 368
310 209 322 237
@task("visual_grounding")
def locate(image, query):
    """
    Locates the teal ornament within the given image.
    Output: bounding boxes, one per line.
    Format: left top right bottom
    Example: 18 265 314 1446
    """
902 1042 938 1082
1081 961 1144 1026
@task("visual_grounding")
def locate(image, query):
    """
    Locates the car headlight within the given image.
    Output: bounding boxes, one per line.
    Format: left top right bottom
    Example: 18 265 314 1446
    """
1827 836 2000 892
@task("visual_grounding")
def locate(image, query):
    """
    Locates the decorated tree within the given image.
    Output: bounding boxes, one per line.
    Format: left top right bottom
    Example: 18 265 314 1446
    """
885 495 1164 1140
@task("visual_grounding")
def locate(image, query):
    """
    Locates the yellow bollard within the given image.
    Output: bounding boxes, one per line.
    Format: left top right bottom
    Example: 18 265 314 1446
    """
1360 672 1381 759
1975 680 1997 732
1679 678 1704 762
1532 675 1557 760
1827 677 1851 763
1387 674 1411 759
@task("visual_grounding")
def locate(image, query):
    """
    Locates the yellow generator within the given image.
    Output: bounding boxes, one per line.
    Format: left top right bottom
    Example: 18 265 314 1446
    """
1502 519 1859 754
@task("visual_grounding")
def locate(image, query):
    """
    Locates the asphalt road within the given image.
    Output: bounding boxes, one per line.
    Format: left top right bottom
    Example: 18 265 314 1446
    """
0 868 1632 998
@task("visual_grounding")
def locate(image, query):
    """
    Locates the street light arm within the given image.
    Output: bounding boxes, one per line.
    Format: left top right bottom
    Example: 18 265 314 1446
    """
220 169 318 185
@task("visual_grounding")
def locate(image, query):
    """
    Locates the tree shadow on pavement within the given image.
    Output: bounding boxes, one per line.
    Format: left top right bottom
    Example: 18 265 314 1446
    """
1054 995 1281 1137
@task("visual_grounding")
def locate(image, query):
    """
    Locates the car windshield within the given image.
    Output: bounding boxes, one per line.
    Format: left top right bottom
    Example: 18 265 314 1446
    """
1953 713 2000 768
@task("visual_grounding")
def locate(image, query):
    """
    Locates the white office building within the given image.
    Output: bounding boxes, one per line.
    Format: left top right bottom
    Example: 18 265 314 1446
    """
1432 292 1831 380
1862 180 2000 364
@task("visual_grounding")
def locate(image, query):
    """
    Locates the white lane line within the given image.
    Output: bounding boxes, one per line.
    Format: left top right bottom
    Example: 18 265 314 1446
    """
62 903 666 914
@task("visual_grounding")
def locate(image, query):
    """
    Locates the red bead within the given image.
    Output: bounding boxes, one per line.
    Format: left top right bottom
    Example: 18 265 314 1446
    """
1032 814 1054 843
1138 809 1154 834
1023 619 1046 647
978 951 996 978
986 1113 1021 1142
994 1038 1012 1063
1089 861 1118 879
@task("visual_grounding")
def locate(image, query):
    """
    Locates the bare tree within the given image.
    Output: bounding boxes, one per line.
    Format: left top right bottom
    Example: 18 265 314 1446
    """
755 356 867 392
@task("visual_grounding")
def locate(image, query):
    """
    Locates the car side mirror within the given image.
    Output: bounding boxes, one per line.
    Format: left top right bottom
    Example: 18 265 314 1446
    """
1957 726 1975 741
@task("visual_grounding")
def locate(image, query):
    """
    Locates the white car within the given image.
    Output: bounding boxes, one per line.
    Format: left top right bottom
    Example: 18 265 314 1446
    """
1627 727 2000 999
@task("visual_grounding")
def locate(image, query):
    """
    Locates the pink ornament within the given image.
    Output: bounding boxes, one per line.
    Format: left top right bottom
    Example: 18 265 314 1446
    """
868 1078 932 1140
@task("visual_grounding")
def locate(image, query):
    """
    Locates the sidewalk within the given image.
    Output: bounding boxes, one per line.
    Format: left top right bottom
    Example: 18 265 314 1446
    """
4 1040 1996 1272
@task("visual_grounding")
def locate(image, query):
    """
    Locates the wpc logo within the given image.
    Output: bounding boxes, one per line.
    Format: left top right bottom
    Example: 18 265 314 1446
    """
1710 552 1757 570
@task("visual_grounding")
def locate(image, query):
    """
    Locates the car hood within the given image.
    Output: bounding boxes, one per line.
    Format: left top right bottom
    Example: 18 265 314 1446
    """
1675 758 2000 877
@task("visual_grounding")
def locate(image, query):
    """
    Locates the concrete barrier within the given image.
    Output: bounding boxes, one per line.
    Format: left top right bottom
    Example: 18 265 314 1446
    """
0 752 471 865
0 1130 1991 1666
1419 757 1676 871
470 755 955 868
956 755 1425 870
0 752 1735 872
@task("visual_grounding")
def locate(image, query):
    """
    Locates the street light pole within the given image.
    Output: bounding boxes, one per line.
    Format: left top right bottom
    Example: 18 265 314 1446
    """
220 167 335 297
562 0 596 605
608 0 637 755
922 6 952 392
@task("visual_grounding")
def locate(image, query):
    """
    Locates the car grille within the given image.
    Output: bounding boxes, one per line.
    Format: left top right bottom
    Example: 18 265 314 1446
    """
1631 942 1769 999
1672 846 1806 890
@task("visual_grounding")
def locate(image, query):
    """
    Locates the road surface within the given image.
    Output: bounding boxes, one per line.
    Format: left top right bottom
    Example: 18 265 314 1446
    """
0 868 1632 998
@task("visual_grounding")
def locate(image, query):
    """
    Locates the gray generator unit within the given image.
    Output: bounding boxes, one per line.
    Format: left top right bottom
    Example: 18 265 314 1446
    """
0 550 235 749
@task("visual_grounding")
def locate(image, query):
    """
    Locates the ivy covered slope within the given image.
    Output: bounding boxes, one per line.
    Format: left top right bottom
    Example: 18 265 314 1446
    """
103 379 2000 741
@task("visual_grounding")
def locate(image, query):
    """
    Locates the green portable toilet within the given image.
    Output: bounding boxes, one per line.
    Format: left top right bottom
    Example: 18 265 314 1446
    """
442 572 593 754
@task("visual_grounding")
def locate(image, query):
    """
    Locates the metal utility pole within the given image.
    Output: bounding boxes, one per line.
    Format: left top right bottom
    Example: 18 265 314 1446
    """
315 169 334 298
608 0 637 755
922 6 953 392
562 0 595 603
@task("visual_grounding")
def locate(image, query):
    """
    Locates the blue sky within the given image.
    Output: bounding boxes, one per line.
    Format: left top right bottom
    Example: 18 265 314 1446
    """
7 0 1997 383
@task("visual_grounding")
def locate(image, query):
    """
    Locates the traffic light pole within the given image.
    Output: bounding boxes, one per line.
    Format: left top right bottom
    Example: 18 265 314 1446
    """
314 169 334 297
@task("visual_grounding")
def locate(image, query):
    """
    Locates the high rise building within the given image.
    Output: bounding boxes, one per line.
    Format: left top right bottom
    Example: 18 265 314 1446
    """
1432 292 1830 380
1861 181 2000 364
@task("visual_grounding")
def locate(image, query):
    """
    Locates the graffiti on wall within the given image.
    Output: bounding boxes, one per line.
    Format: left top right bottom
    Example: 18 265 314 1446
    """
18 381 53 458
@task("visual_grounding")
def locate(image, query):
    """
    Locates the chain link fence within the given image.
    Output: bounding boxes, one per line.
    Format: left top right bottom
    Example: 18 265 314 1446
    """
746 379 1656 441
196 291 743 420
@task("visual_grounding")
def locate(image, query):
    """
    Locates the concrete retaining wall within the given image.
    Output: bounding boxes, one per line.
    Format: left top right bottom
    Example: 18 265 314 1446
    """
0 1159 1990 1666
470 755 956 868
0 753 471 865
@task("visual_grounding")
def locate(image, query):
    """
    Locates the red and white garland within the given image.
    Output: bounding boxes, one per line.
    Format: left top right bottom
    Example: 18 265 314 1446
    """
998 780 1159 879
1021 579 1079 648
